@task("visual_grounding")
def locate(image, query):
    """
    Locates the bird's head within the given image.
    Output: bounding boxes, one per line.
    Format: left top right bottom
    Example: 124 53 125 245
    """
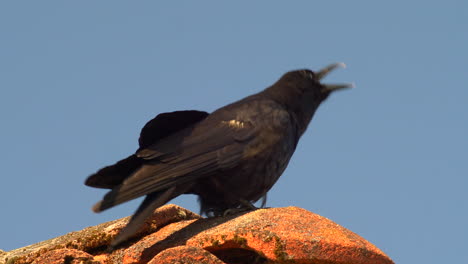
266 63 353 134
280 62 352 101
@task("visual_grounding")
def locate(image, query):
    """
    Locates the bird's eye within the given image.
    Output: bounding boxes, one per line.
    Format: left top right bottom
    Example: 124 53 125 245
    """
300 70 315 80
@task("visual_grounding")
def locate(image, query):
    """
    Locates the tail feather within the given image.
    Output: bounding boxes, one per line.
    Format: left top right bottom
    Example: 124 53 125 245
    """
109 186 176 248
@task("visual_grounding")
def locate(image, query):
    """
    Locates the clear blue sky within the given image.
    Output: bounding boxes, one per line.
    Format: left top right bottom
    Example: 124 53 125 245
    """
1 1 466 263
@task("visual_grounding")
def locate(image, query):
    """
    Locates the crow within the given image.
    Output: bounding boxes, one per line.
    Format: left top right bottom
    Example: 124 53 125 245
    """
86 63 352 247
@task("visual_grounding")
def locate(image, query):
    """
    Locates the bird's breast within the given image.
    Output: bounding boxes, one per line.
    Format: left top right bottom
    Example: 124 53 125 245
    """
222 118 297 202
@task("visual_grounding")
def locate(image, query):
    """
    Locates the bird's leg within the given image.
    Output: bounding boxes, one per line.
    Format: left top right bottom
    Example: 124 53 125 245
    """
260 193 267 208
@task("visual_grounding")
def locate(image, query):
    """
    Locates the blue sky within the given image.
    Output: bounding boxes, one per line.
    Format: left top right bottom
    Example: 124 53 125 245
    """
1 1 467 263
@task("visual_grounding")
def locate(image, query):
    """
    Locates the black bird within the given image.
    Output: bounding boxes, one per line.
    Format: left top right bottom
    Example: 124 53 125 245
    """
86 63 352 247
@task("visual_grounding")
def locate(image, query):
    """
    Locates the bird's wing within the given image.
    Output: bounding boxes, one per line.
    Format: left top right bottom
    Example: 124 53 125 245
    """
85 110 209 189
138 110 209 149
93 118 256 212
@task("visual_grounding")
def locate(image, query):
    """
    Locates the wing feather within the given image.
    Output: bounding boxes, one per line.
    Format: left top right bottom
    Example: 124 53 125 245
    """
93 120 255 212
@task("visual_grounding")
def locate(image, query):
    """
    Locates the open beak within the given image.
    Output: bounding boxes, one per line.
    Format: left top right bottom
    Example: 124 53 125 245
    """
316 62 354 92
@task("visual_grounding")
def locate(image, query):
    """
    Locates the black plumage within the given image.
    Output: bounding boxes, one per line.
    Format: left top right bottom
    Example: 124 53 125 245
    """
86 63 352 247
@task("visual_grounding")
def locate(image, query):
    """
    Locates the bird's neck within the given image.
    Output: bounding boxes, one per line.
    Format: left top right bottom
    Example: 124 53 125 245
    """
260 85 320 136
261 83 299 109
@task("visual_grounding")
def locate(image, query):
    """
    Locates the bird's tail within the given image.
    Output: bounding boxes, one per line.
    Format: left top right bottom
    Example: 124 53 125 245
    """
108 185 184 249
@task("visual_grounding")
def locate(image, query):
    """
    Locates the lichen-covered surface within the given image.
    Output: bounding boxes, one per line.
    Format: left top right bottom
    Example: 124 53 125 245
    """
186 207 393 264
30 249 98 264
1 205 393 264
1 205 199 264
148 246 225 264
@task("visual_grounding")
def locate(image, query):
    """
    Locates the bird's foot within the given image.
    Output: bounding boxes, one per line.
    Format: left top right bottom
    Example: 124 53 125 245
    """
222 199 259 217
223 207 248 216
239 199 259 210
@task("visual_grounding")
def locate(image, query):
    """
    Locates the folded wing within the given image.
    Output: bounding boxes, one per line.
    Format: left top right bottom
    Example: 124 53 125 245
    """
85 110 209 189
93 117 256 212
